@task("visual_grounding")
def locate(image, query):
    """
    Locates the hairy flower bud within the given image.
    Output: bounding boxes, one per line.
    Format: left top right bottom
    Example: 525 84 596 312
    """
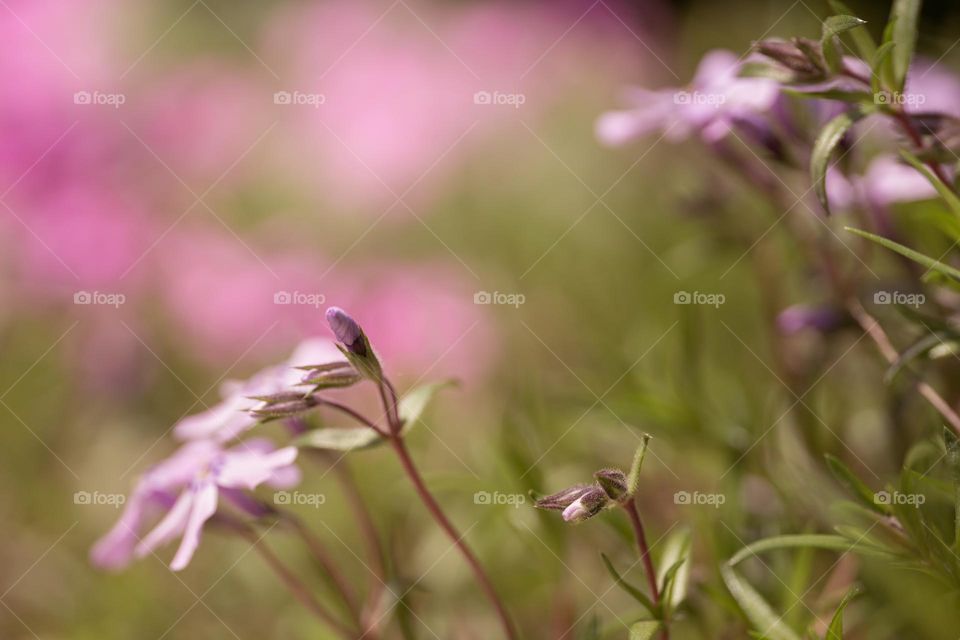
594 468 629 501
561 487 610 523
535 484 611 523
754 37 828 83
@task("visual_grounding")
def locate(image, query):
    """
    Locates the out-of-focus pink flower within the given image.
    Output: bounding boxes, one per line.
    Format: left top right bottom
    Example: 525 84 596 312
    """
92 438 299 572
597 50 779 146
777 304 844 336
132 62 270 188
156 228 343 364
858 156 937 207
264 0 659 212
14 185 155 292
174 338 344 442
905 58 960 118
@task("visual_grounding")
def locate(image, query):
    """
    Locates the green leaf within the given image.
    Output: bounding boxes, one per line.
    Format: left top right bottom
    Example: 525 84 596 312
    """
296 426 384 451
884 332 951 383
398 380 457 429
900 150 960 217
626 434 652 496
887 0 921 92
728 534 874 566
600 553 657 616
825 454 888 514
721 563 802 640
824 587 860 640
827 1 876 59
629 621 662 640
821 15 868 73
845 227 960 283
656 527 692 614
870 41 897 94
812 111 862 215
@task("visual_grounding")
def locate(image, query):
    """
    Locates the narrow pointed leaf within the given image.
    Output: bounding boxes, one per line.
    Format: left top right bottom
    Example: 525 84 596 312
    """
600 553 656 616
629 621 662 640
812 111 862 214
398 380 457 430
825 587 860 640
296 427 384 451
888 0 921 92
821 16 868 73
626 434 652 496
827 1 876 59
825 454 888 514
846 227 960 283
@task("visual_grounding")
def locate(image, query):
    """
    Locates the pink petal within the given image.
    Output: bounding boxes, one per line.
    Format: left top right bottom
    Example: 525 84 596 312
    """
217 446 299 490
135 489 193 559
170 481 219 571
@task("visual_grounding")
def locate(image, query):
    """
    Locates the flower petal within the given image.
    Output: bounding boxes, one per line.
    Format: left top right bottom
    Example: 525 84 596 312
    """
170 480 219 571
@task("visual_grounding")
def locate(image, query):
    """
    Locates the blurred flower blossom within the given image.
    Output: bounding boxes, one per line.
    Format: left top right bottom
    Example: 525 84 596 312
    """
174 338 344 443
776 304 845 336
92 438 299 571
596 50 779 146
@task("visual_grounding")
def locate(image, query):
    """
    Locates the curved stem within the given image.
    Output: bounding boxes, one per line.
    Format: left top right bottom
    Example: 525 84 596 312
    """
390 436 518 640
280 510 363 625
314 397 387 436
623 499 668 640
847 299 960 435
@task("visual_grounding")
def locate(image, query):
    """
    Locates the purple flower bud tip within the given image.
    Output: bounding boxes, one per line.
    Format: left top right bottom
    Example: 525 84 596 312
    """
325 307 365 355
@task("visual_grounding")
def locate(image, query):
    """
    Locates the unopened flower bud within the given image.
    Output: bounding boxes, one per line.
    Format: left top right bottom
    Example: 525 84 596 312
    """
251 394 319 420
594 468 629 501
754 37 827 83
324 306 382 380
325 307 366 356
561 487 610 523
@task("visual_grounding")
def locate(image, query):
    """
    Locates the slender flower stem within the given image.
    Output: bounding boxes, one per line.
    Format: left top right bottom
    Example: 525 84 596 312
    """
623 499 668 640
847 299 960 435
389 436 518 640
280 510 363 625
237 525 358 639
